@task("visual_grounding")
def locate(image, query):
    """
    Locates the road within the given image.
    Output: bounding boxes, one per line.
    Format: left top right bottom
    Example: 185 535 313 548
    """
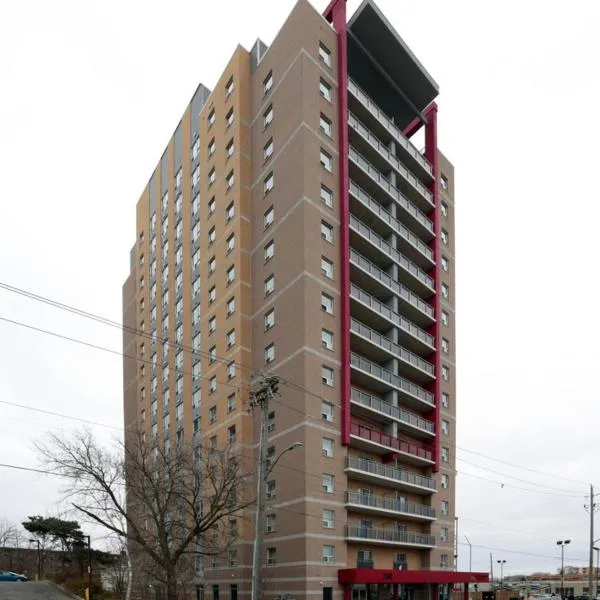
0 581 74 600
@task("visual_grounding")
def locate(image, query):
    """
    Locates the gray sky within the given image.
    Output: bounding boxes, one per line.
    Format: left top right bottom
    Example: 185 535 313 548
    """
1 0 599 576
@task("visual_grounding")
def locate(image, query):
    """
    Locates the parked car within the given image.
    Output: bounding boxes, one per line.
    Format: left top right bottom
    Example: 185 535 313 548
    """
0 571 28 582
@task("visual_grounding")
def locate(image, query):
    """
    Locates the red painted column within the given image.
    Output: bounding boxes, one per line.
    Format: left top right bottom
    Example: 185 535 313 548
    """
324 0 351 445
464 584 470 600
344 584 352 600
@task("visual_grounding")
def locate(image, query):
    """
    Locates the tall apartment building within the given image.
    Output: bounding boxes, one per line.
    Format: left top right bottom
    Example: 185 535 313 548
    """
122 1 488 599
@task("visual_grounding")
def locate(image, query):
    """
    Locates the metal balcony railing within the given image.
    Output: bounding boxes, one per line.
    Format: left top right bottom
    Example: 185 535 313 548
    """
348 78 433 177
348 111 433 207
350 215 434 291
350 422 433 462
345 456 436 491
346 525 436 547
350 146 433 237
345 491 436 518
350 319 434 378
350 283 435 349
351 388 435 433
350 180 434 264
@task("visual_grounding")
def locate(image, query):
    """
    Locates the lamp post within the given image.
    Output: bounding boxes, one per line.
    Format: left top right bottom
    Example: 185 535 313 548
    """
29 539 40 580
557 539 571 599
497 560 506 589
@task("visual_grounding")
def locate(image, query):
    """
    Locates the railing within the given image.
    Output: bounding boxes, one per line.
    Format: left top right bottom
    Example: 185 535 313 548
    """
345 455 436 490
350 282 435 349
350 215 434 290
348 112 433 206
350 250 434 320
345 491 436 518
350 319 434 377
350 180 434 263
351 388 435 433
349 146 433 234
350 422 433 462
346 525 436 546
348 79 433 176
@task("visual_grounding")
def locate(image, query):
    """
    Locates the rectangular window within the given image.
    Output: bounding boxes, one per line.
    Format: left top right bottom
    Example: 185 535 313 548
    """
264 206 274 229
208 167 216 186
209 346 216 364
441 500 449 516
321 329 334 350
263 70 273 95
442 392 449 408
441 474 449 489
226 170 235 189
192 389 201 408
322 438 334 458
264 275 275 296
319 78 332 102
441 201 448 217
320 184 333 207
228 550 237 568
192 166 200 187
209 377 217 393
208 108 215 128
321 257 333 279
227 393 236 413
320 148 333 172
264 171 274 195
442 419 449 435
225 76 234 98
441 174 449 190
321 292 333 314
319 43 331 67
207 197 215 216
175 168 182 189
226 265 235 285
442 365 450 381
226 202 235 222
263 104 273 128
264 240 275 262
440 554 449 568
227 363 236 380
442 338 449 353
225 138 234 159
208 226 216 246
266 480 276 499
322 473 334 493
208 256 216 274
442 283 449 299
441 228 449 245
322 400 333 422
264 309 275 331
226 329 236 348
322 365 334 387
266 513 276 533
209 316 216 334
227 297 235 317
320 114 332 136
226 234 235 254
441 256 449 272
441 310 449 326
192 137 200 160
208 137 216 157
322 509 335 528
441 527 449 542
228 425 236 443
208 286 216 304
265 343 275 364
225 108 234 128
192 222 200 243
322 545 335 563
441 446 449 462
264 138 273 161
321 221 333 243
192 194 200 215
267 548 276 566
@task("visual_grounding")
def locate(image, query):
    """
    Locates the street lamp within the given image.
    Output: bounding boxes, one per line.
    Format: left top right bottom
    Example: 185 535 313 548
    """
557 539 571 599
29 539 40 581
497 560 506 589
251 441 303 600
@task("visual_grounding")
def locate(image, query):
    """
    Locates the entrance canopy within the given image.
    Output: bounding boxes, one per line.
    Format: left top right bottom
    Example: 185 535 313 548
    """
339 569 489 585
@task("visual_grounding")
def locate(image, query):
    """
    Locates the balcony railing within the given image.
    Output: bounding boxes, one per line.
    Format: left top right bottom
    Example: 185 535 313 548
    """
345 456 436 491
346 525 436 547
350 250 434 322
350 215 434 291
348 78 433 177
350 319 434 378
350 422 433 462
350 180 434 264
345 491 436 519
349 146 433 236
351 388 435 434
350 283 435 349
349 111 433 207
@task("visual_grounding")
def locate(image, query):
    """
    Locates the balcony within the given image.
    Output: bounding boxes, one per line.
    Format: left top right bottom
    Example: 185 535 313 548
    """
349 146 434 242
348 111 433 212
346 525 436 548
350 250 434 329
351 388 435 439
350 283 435 355
350 319 434 384
349 180 434 269
350 215 434 297
350 422 434 466
345 455 436 495
345 491 436 521
348 78 433 181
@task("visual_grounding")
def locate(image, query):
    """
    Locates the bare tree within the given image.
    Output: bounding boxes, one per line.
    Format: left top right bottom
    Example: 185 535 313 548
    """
0 518 16 548
36 429 252 600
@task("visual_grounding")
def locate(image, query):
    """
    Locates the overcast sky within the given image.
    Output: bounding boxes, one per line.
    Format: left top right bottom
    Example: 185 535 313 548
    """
1 0 599 577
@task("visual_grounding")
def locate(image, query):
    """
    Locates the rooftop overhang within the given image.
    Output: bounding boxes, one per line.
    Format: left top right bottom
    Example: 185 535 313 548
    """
339 569 490 586
347 0 439 128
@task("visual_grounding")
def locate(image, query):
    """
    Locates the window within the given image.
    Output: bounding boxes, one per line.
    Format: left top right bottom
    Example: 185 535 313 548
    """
226 329 236 348
209 377 217 393
321 221 333 243
358 550 372 563
441 500 449 516
209 316 216 334
175 325 183 343
320 114 332 136
209 346 216 364
227 393 236 413
192 194 200 216
225 108 234 128
264 309 275 331
192 223 200 243
266 479 276 499
322 473 334 493
208 167 216 186
266 548 276 566
441 256 449 272
192 389 201 408
192 166 200 187
228 550 238 568
208 108 215 128
263 70 273 95
226 265 235 285
175 298 183 316
208 226 216 246
263 104 273 128
322 438 334 458
442 420 450 435
265 343 275 364
319 43 331 67
226 170 235 189
321 257 333 279
322 545 335 563
322 400 333 422
211 555 220 569
322 365 334 387
207 197 215 217
321 329 334 350
264 240 274 262
208 286 216 304
320 148 333 172
163 413 170 431
227 362 236 380
264 206 274 229
208 137 216 157
320 184 333 208
266 513 276 533
441 228 449 245
192 137 200 160
440 527 449 542
441 174 449 190
264 274 275 296
226 297 235 317
441 283 449 299
322 509 335 528
267 411 275 432
440 554 449 568
175 168 183 190
264 138 273 161
441 201 448 217
441 446 449 462
176 402 184 422
208 256 216 274
319 78 332 101
209 435 217 450
442 338 449 354
441 310 449 326
226 202 235 222
442 393 449 408
228 425 236 443
225 76 234 98
442 365 450 381
441 474 449 489
321 292 334 314
264 171 274 195
193 333 201 350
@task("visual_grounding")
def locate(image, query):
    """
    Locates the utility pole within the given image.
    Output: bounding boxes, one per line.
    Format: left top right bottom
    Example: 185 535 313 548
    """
87 535 93 600
465 536 472 572
454 516 459 571
490 553 494 589
586 485 597 600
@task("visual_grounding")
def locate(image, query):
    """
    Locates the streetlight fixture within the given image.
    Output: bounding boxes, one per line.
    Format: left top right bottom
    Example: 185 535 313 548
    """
497 560 506 589
557 539 571 599
29 539 41 581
